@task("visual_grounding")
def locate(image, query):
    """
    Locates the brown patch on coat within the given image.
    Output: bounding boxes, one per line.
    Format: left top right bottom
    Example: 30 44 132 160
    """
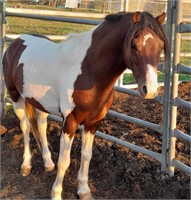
3 38 27 102
15 63 25 94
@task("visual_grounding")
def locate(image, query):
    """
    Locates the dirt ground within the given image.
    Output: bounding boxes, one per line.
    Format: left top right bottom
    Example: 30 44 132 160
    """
1 82 190 199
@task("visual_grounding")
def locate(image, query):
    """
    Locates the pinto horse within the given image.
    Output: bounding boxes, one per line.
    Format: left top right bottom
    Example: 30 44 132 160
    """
3 11 168 199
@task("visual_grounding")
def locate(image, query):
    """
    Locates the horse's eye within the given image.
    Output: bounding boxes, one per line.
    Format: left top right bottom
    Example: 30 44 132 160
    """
131 43 137 50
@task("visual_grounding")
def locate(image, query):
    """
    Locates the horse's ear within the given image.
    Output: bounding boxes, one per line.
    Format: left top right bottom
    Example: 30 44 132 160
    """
132 12 141 24
156 12 166 24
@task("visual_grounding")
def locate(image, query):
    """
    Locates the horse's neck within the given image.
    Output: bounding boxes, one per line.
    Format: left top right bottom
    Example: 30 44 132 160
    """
88 26 126 90
59 28 96 50
59 24 127 91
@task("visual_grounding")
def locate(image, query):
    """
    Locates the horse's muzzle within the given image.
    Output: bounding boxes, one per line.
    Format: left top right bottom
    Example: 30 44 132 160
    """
139 83 159 99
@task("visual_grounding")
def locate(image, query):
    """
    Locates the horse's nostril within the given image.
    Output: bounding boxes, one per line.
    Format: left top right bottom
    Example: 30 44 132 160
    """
142 85 147 95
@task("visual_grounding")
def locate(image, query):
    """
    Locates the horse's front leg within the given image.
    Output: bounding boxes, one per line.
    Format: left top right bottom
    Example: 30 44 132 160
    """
77 129 94 200
77 122 100 200
52 114 78 200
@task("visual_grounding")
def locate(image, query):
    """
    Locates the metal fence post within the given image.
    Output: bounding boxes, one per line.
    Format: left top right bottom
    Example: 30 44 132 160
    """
168 0 182 177
161 0 174 172
0 0 6 117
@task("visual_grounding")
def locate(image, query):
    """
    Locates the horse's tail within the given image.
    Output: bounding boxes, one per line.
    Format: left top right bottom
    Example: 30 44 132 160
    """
25 102 41 150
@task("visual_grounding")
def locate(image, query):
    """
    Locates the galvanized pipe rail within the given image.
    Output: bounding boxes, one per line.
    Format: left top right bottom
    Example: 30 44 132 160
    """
168 0 191 177
114 86 163 104
0 0 6 116
6 7 106 19
176 97 191 109
6 11 102 25
174 129 191 143
95 130 162 163
108 110 161 133
179 23 191 33
174 159 191 175
9 88 168 167
178 64 191 74
5 95 164 164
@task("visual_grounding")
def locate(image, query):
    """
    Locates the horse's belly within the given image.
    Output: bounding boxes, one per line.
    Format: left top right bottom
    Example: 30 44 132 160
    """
23 83 61 116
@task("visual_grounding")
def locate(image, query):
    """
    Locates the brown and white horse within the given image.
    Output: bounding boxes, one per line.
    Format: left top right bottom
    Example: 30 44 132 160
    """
3 11 168 199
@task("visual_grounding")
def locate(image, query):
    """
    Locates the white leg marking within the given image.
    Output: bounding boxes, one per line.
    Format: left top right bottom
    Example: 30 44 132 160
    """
77 128 95 196
143 33 153 46
52 133 74 200
37 111 55 171
13 99 31 176
146 64 159 95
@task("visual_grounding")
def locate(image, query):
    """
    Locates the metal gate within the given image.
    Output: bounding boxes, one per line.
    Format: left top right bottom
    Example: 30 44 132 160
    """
0 0 190 176
164 0 191 176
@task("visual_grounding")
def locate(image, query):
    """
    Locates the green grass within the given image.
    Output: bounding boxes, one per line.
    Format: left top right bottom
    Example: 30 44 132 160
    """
123 72 191 85
123 73 136 84
7 17 94 35
180 57 191 66
181 39 191 53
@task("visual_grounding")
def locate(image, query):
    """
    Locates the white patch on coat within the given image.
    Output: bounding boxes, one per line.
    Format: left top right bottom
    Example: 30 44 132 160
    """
143 33 153 46
27 83 51 99
18 27 96 117
146 64 158 94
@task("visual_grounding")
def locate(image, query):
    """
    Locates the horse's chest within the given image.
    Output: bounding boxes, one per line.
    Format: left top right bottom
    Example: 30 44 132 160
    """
73 88 114 122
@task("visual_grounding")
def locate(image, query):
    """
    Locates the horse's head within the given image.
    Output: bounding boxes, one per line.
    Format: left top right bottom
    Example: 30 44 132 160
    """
123 12 168 99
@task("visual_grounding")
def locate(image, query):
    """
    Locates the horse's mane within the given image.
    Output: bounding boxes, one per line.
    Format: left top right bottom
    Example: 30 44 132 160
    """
105 12 127 23
105 12 169 67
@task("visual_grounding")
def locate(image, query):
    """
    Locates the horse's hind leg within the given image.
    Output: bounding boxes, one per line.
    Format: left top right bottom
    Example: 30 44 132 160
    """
13 98 31 176
37 111 55 172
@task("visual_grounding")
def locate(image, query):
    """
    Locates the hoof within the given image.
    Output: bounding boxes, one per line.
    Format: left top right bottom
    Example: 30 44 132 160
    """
44 159 55 172
51 191 62 200
21 166 31 176
79 192 94 200
45 165 55 172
